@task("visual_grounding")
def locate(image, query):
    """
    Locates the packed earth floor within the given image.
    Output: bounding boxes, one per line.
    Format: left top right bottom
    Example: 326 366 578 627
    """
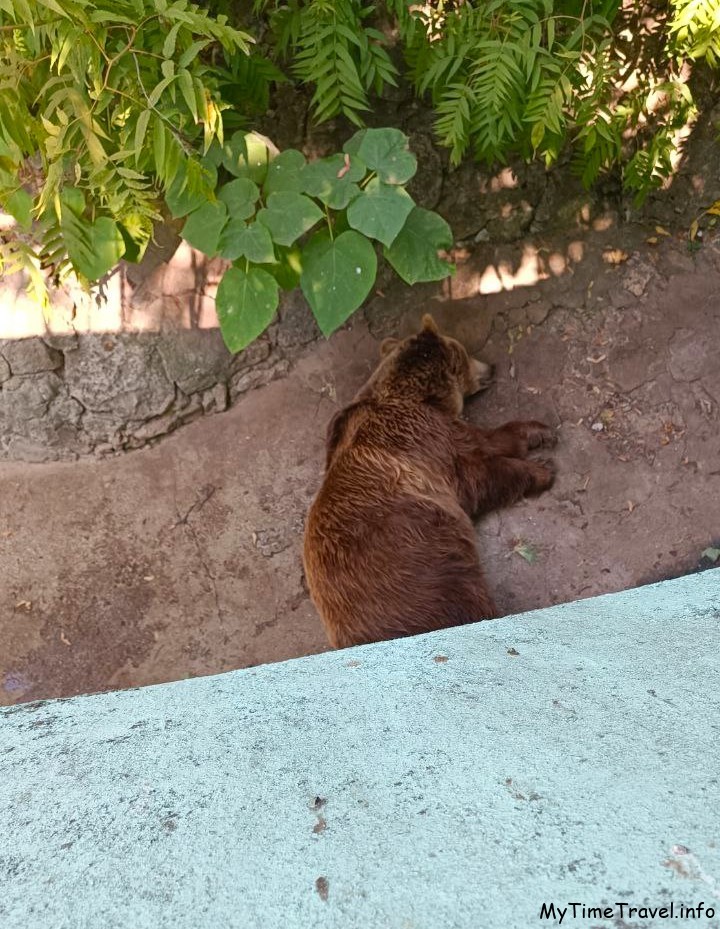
1 221 719 705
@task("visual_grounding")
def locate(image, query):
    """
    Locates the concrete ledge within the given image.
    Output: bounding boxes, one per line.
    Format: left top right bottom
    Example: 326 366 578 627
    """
2 571 720 929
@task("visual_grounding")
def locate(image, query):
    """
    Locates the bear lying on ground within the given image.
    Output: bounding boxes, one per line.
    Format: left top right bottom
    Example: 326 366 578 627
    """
303 314 557 649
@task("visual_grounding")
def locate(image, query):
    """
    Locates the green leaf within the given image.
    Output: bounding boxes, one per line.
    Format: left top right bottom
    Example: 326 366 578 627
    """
218 220 275 263
383 207 454 285
263 149 307 195
344 128 417 185
300 230 377 337
118 213 152 264
35 0 69 14
165 160 216 218
222 131 270 184
163 22 182 59
178 39 212 70
217 178 259 220
61 187 84 215
513 541 539 564
90 9 136 23
133 109 152 160
62 202 125 281
259 245 302 291
243 134 271 185
257 192 323 247
178 69 198 122
153 117 167 175
202 141 225 170
221 133 247 176
701 547 720 563
3 187 33 232
346 177 414 247
148 73 176 108
181 201 228 256
216 266 279 353
302 153 366 209
530 121 545 149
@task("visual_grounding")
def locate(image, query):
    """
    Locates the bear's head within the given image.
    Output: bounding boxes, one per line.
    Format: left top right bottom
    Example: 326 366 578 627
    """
358 314 493 415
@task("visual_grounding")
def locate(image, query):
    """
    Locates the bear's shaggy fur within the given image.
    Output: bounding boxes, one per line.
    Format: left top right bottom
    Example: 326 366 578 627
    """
303 314 557 648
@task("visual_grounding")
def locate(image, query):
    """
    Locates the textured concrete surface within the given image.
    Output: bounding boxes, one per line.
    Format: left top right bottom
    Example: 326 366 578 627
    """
1 571 719 929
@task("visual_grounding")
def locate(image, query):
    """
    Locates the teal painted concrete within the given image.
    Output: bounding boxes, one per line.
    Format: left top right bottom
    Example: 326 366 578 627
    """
1 571 720 929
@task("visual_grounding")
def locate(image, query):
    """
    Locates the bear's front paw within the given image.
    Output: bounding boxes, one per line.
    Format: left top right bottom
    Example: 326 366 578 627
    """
527 458 556 493
524 422 558 450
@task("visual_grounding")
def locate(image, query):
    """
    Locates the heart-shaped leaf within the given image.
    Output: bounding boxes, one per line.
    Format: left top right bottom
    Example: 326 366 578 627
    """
181 200 228 256
302 153 366 209
346 177 414 247
75 217 125 280
61 192 125 281
217 177 259 220
383 207 454 285
218 219 275 263
221 131 269 184
216 266 279 353
165 159 216 218
257 191 323 247
257 245 303 291
4 186 33 232
301 230 376 337
344 128 417 185
263 149 307 196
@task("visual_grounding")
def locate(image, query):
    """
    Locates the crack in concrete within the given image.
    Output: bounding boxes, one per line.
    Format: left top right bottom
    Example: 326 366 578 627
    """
172 484 217 529
170 478 225 632
254 610 279 637
626 373 661 396
184 519 225 632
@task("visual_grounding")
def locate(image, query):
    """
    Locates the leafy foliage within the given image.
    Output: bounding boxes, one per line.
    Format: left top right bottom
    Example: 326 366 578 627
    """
0 0 252 302
206 128 453 350
251 1 711 204
669 0 720 64
1 0 719 352
264 0 398 126
393 1 633 189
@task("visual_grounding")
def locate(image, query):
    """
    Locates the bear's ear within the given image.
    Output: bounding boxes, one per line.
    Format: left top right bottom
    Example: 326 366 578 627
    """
421 313 440 335
380 337 399 357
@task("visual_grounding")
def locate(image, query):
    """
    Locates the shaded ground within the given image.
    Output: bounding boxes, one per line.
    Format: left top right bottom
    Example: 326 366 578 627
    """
1 224 719 705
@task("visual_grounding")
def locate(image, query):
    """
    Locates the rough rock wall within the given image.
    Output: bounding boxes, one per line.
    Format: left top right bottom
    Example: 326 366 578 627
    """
0 294 317 461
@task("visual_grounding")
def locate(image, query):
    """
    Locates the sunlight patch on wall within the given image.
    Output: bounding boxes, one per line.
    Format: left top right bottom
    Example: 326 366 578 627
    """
446 245 550 299
0 240 222 340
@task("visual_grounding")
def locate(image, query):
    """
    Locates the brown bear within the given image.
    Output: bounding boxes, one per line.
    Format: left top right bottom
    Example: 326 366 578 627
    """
303 314 557 649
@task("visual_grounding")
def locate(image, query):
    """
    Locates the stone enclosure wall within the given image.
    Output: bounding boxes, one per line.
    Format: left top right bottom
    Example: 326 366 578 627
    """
0 293 317 461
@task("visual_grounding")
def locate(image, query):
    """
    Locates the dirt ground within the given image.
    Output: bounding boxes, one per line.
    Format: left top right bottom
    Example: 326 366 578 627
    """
1 220 719 706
